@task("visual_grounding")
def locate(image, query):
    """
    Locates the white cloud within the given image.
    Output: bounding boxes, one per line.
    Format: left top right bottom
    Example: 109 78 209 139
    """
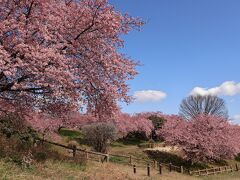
234 114 240 121
133 90 167 103
190 81 240 96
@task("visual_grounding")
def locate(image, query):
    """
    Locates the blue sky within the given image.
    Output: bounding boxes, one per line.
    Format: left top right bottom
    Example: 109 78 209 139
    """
110 0 240 123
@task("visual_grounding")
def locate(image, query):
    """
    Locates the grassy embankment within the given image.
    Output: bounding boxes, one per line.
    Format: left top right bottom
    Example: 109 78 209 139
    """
1 128 240 180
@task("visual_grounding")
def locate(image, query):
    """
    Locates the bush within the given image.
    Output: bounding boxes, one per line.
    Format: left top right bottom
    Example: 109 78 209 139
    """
0 134 31 153
235 153 240 162
3 150 34 168
82 122 118 153
0 113 37 142
0 134 34 168
5 154 23 166
34 152 48 162
0 149 6 158
125 131 149 142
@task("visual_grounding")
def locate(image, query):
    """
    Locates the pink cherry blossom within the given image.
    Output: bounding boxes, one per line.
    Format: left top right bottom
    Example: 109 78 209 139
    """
158 114 240 163
0 0 143 119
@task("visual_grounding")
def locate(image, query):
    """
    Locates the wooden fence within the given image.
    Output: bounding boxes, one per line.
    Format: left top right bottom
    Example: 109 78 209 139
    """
35 138 109 163
108 153 157 167
189 164 239 176
160 162 184 173
131 162 184 177
35 138 186 175
36 138 160 166
36 138 239 178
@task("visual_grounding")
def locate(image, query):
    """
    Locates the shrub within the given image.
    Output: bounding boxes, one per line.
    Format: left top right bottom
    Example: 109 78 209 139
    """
235 153 240 162
0 113 37 142
82 123 118 153
34 152 48 162
0 134 31 153
123 131 149 144
0 135 34 167
0 149 6 158
5 154 23 166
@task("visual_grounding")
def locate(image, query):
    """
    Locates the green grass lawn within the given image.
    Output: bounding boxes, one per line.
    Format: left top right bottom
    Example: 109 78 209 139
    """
58 128 83 139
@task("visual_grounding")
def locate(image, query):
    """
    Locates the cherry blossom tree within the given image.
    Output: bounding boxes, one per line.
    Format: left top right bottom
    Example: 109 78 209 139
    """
112 112 154 137
51 111 154 138
0 0 143 119
158 114 240 163
67 111 154 138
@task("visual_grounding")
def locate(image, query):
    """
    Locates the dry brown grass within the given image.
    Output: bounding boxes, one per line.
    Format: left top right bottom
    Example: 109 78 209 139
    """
0 159 194 180
109 144 149 160
86 162 196 180
1 158 240 180
1 134 240 180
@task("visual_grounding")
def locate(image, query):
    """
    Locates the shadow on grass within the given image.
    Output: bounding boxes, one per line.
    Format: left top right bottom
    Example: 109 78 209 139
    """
115 138 148 146
145 150 209 171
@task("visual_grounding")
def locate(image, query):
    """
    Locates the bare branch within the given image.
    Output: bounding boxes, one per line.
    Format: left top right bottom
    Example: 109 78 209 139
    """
179 95 228 120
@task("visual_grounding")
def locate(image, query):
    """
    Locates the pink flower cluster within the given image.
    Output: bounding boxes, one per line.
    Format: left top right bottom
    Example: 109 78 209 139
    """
0 0 143 118
24 111 154 139
112 113 154 137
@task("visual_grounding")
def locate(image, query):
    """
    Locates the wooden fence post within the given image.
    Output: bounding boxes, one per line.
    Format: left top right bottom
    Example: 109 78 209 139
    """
153 160 157 169
180 166 184 173
189 170 192 175
147 163 150 177
106 155 109 163
86 152 89 160
129 155 132 165
133 165 136 174
169 163 172 172
159 163 162 175
72 145 76 158
236 164 239 171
